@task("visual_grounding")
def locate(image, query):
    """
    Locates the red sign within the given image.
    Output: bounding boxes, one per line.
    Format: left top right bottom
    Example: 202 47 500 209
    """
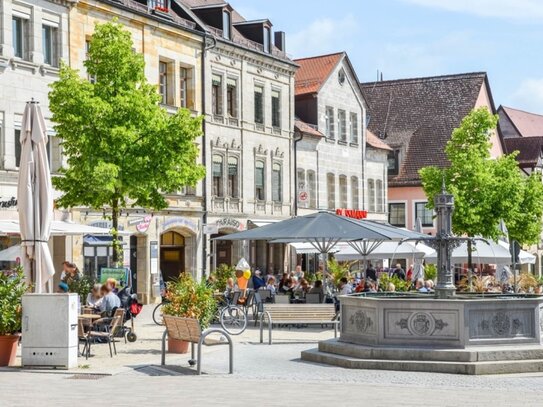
299 191 308 202
336 208 368 219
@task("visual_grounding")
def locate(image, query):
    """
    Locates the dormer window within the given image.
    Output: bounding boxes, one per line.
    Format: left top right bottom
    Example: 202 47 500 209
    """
222 10 231 40
149 0 170 13
263 26 271 53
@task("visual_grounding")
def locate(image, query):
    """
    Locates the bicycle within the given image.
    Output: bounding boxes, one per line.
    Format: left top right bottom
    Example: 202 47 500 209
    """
218 291 248 335
152 299 169 326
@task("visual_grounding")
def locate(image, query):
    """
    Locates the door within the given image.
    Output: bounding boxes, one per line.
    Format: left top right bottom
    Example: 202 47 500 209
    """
160 231 185 282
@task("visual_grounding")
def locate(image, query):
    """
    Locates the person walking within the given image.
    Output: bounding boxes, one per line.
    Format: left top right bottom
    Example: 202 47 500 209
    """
392 263 406 280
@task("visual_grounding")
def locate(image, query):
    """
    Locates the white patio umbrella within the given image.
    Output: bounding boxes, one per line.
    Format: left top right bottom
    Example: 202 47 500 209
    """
17 101 55 293
333 241 430 261
0 244 22 262
425 239 511 264
497 240 536 265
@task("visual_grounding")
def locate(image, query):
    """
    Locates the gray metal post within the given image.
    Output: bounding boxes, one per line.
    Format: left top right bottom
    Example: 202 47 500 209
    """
434 184 456 299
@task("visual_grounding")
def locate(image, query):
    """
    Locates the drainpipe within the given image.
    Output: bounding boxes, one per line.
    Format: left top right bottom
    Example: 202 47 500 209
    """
293 131 303 215
201 33 216 279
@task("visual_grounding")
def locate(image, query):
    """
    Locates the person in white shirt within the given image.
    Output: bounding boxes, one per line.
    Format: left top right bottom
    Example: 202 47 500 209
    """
86 284 104 308
338 277 352 295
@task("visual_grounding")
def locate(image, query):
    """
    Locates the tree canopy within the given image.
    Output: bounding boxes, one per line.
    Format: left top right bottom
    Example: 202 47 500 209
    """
49 21 205 263
420 107 543 245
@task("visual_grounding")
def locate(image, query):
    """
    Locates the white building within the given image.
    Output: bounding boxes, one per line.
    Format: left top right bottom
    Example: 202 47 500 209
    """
294 52 389 218
0 0 73 268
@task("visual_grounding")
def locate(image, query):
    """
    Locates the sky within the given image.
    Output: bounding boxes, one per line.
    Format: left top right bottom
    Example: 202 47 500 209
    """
229 0 543 114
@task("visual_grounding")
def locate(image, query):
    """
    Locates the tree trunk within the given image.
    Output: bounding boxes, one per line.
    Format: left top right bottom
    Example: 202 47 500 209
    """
467 239 473 292
111 198 122 267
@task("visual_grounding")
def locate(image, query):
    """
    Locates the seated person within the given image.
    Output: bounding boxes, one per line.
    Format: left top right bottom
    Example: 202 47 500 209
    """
338 277 352 295
265 276 277 296
363 281 377 293
279 277 294 294
86 283 104 307
415 278 429 293
224 277 239 298
424 279 434 292
252 269 266 291
309 280 324 296
106 278 119 294
98 284 121 316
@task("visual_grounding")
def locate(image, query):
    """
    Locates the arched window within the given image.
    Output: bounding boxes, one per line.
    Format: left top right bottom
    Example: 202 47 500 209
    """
212 154 224 197
368 179 375 212
307 170 316 209
351 176 359 210
339 175 347 208
227 156 239 198
255 160 265 201
272 163 282 202
161 231 185 247
327 173 336 210
376 179 383 212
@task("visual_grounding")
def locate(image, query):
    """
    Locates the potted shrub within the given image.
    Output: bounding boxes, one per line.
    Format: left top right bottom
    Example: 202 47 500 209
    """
162 274 216 353
0 267 28 366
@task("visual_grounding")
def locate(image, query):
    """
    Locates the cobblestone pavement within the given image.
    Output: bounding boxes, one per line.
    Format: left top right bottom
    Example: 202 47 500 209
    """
2 307 543 406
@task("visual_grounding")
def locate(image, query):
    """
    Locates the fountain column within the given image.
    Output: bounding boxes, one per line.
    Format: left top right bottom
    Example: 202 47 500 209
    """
434 185 456 299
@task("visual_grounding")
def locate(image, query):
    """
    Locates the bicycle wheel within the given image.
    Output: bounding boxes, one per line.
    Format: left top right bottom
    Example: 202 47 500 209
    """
152 302 165 326
220 305 247 335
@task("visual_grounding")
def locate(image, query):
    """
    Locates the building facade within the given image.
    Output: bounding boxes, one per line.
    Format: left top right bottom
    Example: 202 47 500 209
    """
0 0 74 273
361 73 504 235
293 53 389 220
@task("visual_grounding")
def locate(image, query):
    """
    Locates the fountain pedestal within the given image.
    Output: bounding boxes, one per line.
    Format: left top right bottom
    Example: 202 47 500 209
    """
301 295 543 375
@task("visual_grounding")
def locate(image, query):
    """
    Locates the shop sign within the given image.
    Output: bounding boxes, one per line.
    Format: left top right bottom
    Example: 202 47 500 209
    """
162 217 198 234
89 220 124 231
0 197 17 209
128 215 152 233
335 208 368 220
203 224 219 235
216 217 244 231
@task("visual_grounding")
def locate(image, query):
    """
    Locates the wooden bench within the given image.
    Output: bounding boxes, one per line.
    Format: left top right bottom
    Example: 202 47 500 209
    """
259 304 339 345
161 315 233 375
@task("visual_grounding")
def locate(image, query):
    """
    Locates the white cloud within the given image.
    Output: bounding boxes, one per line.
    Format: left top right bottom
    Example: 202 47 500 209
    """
401 0 543 20
287 15 359 58
511 79 543 113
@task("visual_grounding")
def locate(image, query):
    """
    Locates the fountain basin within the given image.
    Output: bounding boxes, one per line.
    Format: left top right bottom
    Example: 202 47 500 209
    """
301 294 543 374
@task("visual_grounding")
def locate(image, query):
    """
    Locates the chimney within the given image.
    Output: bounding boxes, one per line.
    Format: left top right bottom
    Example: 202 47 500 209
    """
274 31 286 52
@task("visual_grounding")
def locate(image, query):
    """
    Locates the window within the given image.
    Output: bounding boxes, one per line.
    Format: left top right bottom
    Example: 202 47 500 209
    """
325 107 335 139
338 69 346 85
376 180 383 212
179 67 188 108
14 129 21 167
338 110 347 142
85 39 96 83
368 179 375 212
42 25 58 67
339 175 347 208
227 156 239 198
263 26 271 53
350 113 358 144
415 202 434 227
255 160 265 200
226 78 237 117
351 176 359 210
159 61 169 105
389 203 406 227
254 85 264 125
212 154 224 197
327 173 335 210
388 149 400 176
12 17 29 60
307 170 316 209
212 74 223 116
222 11 231 40
272 163 282 202
271 89 280 128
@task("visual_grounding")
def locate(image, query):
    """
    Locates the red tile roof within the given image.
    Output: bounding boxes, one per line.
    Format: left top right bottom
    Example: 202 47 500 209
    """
294 119 324 138
294 52 344 96
501 106 543 137
366 130 392 151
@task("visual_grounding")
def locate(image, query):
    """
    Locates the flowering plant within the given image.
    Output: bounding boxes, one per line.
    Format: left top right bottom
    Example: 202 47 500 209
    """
162 274 216 329
0 266 29 335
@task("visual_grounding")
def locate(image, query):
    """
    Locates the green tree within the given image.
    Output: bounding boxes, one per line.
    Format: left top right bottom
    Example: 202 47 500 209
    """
420 107 543 249
49 22 205 265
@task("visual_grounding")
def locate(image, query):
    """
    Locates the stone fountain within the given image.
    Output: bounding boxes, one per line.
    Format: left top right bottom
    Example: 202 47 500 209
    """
302 185 543 375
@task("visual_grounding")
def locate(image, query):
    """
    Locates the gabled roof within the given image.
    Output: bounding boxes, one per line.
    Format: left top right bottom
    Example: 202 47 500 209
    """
499 106 543 138
366 130 392 151
504 136 543 169
294 119 324 138
361 72 489 187
293 52 344 97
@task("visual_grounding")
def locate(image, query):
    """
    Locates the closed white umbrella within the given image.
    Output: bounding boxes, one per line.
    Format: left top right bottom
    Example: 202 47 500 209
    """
17 101 55 293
